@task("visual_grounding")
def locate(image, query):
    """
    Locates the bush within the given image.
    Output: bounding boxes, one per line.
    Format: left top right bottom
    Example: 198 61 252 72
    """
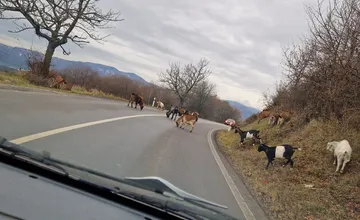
24 50 59 87
244 113 258 125
264 0 360 130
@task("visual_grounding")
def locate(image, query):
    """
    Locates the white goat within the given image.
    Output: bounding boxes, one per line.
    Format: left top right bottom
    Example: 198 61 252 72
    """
156 101 165 111
327 140 352 173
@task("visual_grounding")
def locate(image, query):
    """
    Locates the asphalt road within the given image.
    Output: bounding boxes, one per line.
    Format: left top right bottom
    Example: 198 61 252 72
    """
0 87 265 220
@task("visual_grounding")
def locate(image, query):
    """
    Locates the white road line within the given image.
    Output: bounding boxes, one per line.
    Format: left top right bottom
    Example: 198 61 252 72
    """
207 129 256 220
10 114 163 144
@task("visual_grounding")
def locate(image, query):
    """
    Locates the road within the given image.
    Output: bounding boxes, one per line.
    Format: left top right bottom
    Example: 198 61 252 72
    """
0 87 267 220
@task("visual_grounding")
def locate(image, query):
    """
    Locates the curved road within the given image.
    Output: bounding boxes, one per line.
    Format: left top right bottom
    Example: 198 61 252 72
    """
0 87 267 220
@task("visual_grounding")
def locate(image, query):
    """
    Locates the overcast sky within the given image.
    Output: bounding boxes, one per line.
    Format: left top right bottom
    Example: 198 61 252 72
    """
0 0 318 109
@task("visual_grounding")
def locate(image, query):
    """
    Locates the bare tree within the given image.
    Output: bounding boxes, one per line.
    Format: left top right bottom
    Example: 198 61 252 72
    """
158 58 212 106
211 98 241 123
186 80 216 114
266 0 360 126
0 0 123 77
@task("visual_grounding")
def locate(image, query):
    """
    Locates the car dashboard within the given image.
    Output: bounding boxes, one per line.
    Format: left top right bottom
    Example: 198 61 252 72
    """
0 162 161 220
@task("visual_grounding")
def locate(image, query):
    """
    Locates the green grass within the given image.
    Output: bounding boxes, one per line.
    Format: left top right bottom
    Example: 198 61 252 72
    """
216 119 360 220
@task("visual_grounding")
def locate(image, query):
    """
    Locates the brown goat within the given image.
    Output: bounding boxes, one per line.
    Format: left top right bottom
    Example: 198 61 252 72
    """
175 112 199 132
257 109 272 124
178 107 185 115
268 114 280 127
191 111 199 122
127 93 144 110
277 111 292 127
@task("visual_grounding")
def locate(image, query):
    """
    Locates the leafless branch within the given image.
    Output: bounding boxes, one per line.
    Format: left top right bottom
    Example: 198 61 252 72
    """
60 45 71 55
268 0 360 125
158 58 212 105
0 0 123 76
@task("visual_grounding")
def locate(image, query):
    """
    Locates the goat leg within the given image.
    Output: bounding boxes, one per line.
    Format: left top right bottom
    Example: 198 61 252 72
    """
266 160 272 169
335 157 341 172
340 161 347 173
240 138 244 146
289 159 294 168
283 159 291 167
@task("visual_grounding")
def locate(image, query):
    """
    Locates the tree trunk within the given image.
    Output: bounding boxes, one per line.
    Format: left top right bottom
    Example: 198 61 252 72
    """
42 43 56 77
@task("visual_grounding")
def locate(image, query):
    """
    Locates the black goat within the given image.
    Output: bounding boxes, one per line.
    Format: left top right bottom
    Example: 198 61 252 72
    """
234 127 261 146
257 144 302 169
166 106 180 120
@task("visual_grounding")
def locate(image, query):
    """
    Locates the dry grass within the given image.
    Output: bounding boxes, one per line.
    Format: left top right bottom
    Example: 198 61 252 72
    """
216 119 360 220
0 72 128 102
0 71 40 88
70 85 127 101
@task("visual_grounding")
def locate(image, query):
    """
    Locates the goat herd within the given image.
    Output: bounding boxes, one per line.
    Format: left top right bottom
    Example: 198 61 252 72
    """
230 110 353 173
126 93 199 132
127 95 352 173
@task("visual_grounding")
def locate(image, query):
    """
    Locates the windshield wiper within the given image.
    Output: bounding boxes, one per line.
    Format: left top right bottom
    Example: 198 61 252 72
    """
123 177 228 210
0 136 132 185
0 136 69 176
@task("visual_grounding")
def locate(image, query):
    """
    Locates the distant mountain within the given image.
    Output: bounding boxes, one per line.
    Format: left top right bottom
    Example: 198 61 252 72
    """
0 65 16 72
225 100 260 120
0 42 148 84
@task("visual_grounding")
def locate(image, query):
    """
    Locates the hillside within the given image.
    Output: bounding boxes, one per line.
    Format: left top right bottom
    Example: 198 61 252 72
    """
0 42 148 84
216 118 360 220
225 100 259 120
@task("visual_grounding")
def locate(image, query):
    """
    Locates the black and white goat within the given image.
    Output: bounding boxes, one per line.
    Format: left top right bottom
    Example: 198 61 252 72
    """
234 127 261 146
257 144 302 169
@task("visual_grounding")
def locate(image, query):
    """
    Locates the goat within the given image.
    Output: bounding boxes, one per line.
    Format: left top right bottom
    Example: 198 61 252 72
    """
268 114 279 127
127 93 144 110
234 127 261 146
190 111 199 122
50 75 66 89
175 112 199 133
156 101 165 111
166 106 180 120
257 109 272 124
327 140 352 173
178 107 189 116
258 144 302 169
277 111 292 127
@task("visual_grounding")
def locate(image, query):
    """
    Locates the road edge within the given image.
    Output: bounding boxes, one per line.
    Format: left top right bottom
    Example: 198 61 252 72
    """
0 84 163 112
207 129 269 220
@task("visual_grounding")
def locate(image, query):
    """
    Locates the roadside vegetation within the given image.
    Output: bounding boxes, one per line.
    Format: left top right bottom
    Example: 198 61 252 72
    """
217 119 360 220
216 0 360 219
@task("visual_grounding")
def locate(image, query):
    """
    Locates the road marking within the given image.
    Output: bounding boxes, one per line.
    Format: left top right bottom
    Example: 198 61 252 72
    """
207 129 256 220
10 114 163 144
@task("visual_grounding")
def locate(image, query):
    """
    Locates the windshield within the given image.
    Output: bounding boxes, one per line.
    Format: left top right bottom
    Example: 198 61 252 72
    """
3 0 357 220
0 90 245 219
